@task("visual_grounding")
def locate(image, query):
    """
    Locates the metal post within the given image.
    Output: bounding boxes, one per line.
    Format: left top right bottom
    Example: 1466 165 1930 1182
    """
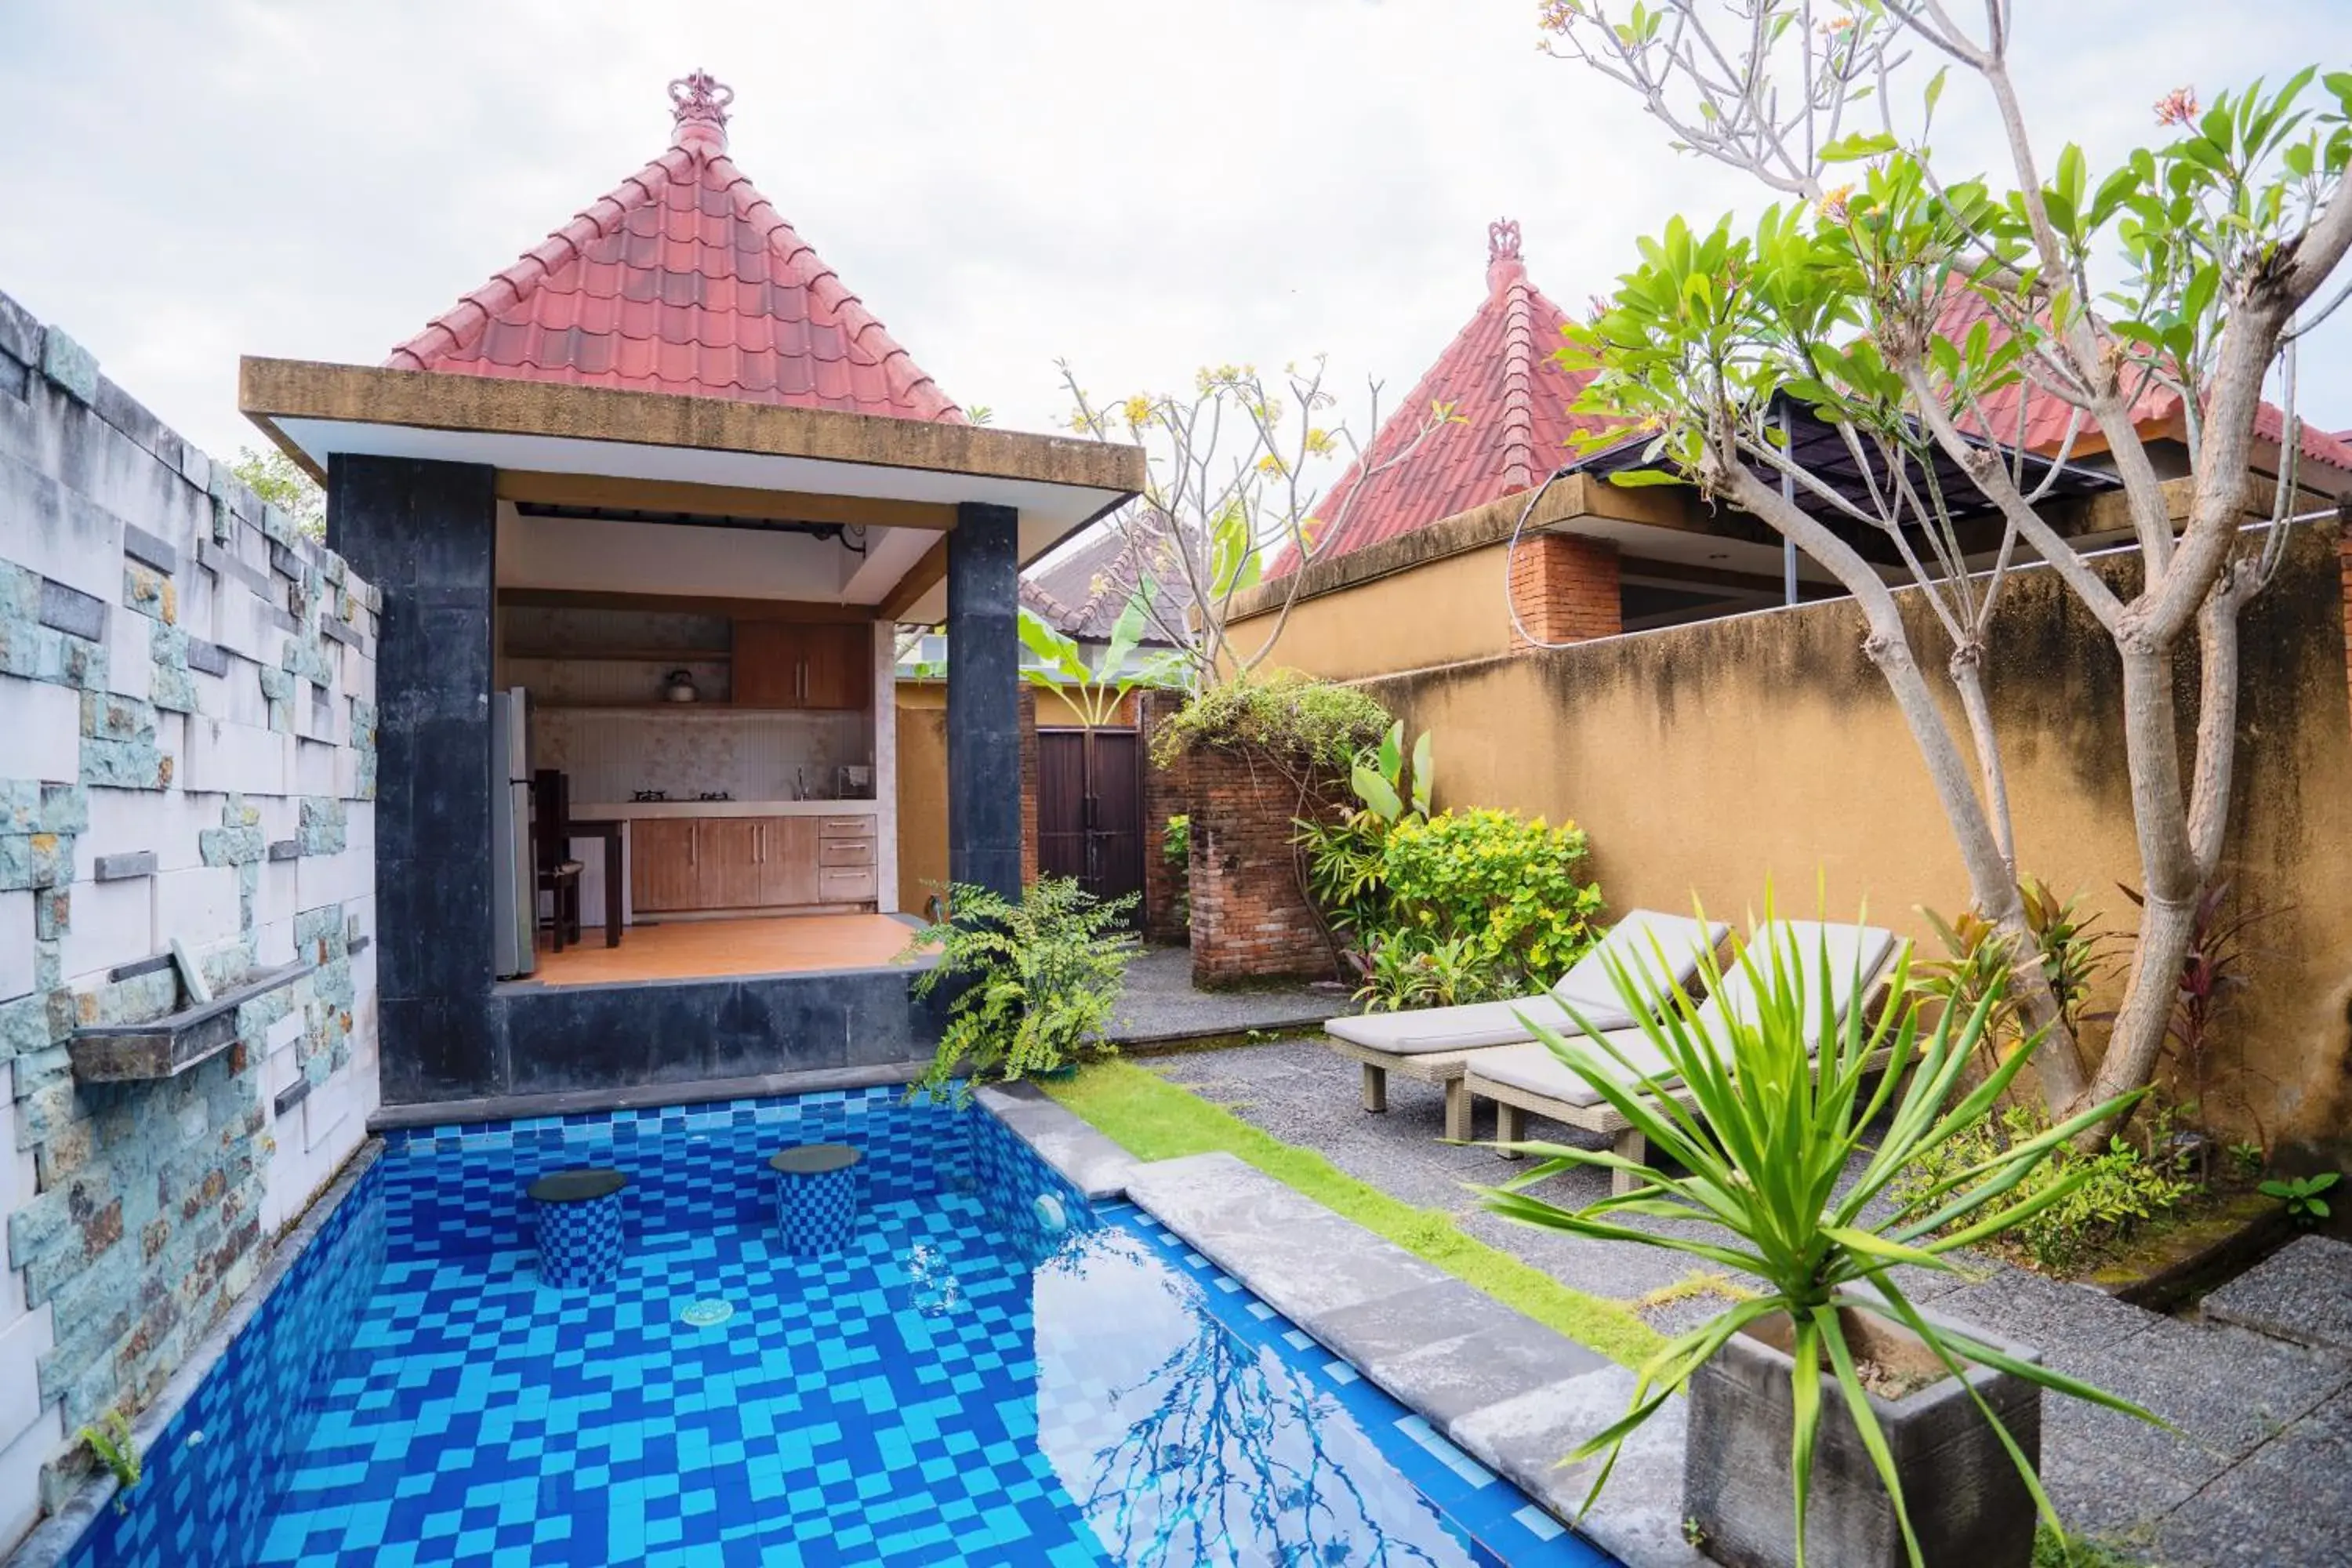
1780 405 1799 607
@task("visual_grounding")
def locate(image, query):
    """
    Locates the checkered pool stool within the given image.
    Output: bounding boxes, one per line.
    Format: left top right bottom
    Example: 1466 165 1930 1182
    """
528 1167 628 1289
771 1143 862 1257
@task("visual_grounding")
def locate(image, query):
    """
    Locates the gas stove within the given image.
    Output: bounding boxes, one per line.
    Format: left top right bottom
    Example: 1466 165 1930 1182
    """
631 789 669 802
697 790 734 802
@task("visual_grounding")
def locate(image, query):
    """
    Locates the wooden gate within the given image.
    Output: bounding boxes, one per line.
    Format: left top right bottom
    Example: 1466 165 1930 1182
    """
1036 728 1145 922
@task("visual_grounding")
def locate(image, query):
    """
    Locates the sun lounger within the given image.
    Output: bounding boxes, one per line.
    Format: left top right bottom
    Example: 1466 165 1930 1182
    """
1461 919 1900 1194
1320 909 1730 1140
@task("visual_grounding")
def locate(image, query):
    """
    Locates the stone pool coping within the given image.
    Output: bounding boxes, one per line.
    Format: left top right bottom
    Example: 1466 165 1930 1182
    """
975 1082 1704 1568
7 1141 387 1568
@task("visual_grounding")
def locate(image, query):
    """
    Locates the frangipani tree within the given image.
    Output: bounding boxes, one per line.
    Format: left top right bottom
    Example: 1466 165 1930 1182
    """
1061 360 1461 691
1541 0 2352 1133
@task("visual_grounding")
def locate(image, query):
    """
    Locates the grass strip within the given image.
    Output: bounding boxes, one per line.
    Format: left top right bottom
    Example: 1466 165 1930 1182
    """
1043 1059 1663 1369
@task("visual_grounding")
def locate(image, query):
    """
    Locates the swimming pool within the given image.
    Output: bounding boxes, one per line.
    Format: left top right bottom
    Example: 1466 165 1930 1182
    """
57 1088 1613 1566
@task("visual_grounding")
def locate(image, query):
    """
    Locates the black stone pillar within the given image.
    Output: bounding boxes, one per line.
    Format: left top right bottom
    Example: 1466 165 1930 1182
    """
328 454 502 1102
946 502 1022 900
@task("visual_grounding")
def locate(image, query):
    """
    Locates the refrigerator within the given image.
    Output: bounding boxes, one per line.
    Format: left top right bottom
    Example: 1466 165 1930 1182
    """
490 688 535 978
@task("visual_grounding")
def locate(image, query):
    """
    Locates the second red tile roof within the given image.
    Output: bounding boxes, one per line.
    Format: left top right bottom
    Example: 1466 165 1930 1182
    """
385 70 964 423
1267 220 1611 576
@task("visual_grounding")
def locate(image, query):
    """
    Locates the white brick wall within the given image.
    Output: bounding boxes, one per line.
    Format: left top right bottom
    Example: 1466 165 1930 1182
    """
182 717 292 795
150 866 240 949
54 877 151 985
0 897 30 1005
0 679 80 786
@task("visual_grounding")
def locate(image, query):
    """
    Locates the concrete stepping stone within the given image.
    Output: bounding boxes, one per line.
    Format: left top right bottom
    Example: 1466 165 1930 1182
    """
2204 1234 2352 1352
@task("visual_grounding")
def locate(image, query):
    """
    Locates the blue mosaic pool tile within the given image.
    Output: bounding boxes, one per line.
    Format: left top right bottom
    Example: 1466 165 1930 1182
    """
60 1092 1612 1568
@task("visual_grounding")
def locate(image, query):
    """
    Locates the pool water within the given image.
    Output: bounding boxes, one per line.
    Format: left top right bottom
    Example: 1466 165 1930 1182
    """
63 1090 1612 1566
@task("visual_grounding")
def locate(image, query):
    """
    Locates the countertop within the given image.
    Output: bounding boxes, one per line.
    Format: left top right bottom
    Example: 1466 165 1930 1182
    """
571 799 881 820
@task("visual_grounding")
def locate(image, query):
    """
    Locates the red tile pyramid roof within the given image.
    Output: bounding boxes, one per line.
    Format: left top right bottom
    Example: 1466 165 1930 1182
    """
1267 220 1610 576
1937 285 2352 474
386 71 964 422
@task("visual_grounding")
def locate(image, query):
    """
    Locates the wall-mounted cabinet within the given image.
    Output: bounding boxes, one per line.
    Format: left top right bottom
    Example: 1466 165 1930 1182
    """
733 621 871 710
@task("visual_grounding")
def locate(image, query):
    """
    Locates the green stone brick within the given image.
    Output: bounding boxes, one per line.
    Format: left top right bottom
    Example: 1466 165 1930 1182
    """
35 627 105 690
39 784 88 836
85 968 176 1029
5 1184 70 1272
121 564 175 625
297 797 347 855
79 739 166 789
0 834 73 891
35 887 67 940
256 666 292 702
38 326 100 403
150 662 198 715
80 692 158 742
0 782 41 833
282 637 332 688
198 825 265 866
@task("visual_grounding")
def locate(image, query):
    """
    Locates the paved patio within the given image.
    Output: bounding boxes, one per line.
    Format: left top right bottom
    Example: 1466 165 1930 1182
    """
1142 1037 2352 1566
1103 945 1346 1046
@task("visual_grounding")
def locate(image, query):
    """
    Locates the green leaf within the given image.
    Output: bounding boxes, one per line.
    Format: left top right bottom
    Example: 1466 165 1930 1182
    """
1922 67 1947 122
1606 468 1686 488
1351 763 1403 822
1820 132 1899 163
1410 730 1434 817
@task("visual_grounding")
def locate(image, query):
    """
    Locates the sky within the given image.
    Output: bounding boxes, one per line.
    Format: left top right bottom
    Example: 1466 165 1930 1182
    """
5 0 2350 480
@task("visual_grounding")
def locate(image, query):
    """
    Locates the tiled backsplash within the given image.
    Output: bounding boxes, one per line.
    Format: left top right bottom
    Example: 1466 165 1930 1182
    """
533 707 873 801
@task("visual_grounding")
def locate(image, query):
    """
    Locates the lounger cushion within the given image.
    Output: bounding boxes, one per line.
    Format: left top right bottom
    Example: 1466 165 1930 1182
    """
1321 908 1731 1056
1549 909 1732 1013
1324 995 1641 1054
1468 920 1901 1109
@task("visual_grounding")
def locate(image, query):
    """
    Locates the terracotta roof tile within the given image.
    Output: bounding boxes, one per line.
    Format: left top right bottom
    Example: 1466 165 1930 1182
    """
1936 285 2347 477
385 70 964 423
1022 511 1197 642
1267 220 1610 575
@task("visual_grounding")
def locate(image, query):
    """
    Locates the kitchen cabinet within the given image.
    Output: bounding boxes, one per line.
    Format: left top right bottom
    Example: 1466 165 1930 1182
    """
630 819 702 912
731 620 872 711
696 818 763 909
757 818 820 906
629 814 879 913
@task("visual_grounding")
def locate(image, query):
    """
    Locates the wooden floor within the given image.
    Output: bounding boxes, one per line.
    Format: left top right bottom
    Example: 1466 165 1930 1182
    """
531 914 923 985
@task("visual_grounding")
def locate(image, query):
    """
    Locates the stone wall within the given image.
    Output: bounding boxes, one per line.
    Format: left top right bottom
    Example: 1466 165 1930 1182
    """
1185 746 1343 988
0 289 379 1551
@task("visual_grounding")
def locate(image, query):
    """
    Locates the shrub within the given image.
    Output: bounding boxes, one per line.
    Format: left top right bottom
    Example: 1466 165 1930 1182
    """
903 878 1137 1100
1380 808 1604 984
1912 877 2113 1074
1149 670 1391 773
1350 931 1498 1011
1891 1100 2197 1276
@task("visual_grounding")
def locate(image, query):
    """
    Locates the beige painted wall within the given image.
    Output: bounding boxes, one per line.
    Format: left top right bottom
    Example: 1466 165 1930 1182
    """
1352 529 2352 1151
1229 542 1527 681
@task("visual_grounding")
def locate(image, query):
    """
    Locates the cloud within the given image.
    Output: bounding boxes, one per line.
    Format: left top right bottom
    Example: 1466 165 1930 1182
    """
2 0 2347 464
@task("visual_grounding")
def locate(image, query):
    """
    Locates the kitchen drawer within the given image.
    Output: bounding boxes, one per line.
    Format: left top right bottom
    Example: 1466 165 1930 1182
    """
818 866 877 902
818 837 874 868
818 815 873 838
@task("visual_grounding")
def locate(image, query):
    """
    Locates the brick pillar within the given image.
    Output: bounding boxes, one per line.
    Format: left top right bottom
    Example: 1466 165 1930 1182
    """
2339 514 2352 728
1509 533 1621 648
1187 749 1342 987
1138 691 1191 946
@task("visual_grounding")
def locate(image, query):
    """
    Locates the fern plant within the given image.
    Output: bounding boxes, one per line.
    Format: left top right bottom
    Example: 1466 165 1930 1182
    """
904 878 1137 1100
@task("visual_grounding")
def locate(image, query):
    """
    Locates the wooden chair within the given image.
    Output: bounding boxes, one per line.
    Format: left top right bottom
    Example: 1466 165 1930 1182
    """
532 769 584 953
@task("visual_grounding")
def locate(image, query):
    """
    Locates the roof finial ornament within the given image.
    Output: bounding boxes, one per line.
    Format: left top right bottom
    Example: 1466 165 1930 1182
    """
1486 217 1526 293
669 70 734 152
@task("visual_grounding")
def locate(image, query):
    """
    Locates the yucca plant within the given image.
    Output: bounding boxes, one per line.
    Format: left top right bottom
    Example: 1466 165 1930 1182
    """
1478 908 2161 1567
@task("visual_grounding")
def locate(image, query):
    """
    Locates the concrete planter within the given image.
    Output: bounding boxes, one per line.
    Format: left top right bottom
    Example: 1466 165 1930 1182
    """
1684 1306 2042 1568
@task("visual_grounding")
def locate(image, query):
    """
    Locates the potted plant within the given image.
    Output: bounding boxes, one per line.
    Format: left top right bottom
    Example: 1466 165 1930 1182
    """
1479 906 2158 1568
903 877 1137 1100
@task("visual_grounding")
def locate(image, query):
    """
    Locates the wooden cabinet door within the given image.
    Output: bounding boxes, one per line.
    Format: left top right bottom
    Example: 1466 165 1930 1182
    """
630 819 700 912
757 818 822 906
731 621 801 708
696 818 763 909
798 623 872 710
